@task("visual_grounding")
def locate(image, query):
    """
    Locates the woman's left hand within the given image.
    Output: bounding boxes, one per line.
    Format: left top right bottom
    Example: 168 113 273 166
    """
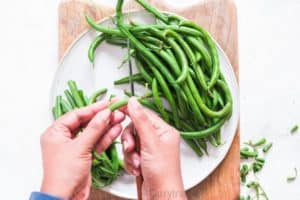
40 100 125 200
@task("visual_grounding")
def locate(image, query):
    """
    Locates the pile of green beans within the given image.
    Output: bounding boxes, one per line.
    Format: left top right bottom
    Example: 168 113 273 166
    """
52 80 123 187
85 0 233 158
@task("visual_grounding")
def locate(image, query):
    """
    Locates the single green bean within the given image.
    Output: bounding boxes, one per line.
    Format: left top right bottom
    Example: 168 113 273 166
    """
89 88 108 104
55 96 63 117
152 78 169 122
108 99 128 112
64 89 77 108
291 125 298 134
61 99 72 113
85 15 123 36
135 0 169 24
180 118 227 139
67 80 85 108
114 74 144 85
88 34 105 63
263 143 273 153
240 150 258 158
253 138 267 147
78 90 87 106
135 59 153 84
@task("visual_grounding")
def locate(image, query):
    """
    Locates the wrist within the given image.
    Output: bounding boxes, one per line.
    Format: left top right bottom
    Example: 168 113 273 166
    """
41 177 73 199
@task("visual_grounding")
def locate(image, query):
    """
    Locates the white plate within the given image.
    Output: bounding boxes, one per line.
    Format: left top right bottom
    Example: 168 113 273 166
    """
50 10 239 199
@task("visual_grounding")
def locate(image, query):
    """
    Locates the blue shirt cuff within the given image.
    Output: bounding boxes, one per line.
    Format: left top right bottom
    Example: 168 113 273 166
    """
30 192 62 200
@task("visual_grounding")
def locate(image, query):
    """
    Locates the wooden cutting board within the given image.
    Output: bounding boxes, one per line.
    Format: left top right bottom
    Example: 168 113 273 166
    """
59 0 240 199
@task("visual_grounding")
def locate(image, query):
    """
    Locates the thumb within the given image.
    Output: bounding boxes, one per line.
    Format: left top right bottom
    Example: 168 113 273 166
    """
76 109 111 150
127 98 162 142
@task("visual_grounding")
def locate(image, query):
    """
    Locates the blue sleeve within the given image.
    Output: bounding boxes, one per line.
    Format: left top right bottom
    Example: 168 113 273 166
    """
29 192 62 200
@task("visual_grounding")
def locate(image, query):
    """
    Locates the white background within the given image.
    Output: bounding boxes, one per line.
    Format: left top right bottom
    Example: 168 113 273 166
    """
0 0 299 199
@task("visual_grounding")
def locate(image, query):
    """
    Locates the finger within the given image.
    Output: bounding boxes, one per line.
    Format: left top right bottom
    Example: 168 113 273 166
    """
124 151 140 169
127 98 165 141
121 123 135 153
77 109 111 149
95 124 122 153
124 160 141 176
111 110 126 125
54 100 111 133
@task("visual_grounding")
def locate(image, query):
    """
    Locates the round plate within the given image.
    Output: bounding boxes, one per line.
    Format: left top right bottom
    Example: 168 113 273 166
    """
51 10 239 199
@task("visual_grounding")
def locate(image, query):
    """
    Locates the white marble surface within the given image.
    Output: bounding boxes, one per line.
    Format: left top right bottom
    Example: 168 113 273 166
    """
0 0 299 199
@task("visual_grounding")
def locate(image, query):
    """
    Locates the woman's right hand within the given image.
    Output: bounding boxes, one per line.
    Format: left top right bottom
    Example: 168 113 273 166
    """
121 98 187 200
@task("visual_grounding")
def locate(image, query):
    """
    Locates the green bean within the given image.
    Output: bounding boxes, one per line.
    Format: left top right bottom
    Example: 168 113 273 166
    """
116 2 179 89
253 138 266 147
290 125 298 134
118 49 135 68
241 147 249 152
145 59 180 127
114 74 144 85
164 38 189 83
88 34 105 63
108 99 128 112
287 168 297 182
164 30 208 90
135 0 169 24
255 157 265 164
131 24 203 37
64 89 77 108
67 80 85 108
240 150 258 158
78 90 87 106
240 164 249 183
89 88 108 104
107 143 119 172
196 139 208 155
142 42 180 77
106 38 127 47
263 143 273 153
85 15 123 36
144 28 206 125
186 36 212 69
84 95 89 105
55 96 63 117
208 135 219 147
137 35 164 47
184 139 203 157
179 20 220 89
189 79 232 118
61 99 72 113
176 91 189 119
92 23 203 38
152 78 169 122
140 99 158 111
213 130 222 145
180 118 227 139
135 59 153 84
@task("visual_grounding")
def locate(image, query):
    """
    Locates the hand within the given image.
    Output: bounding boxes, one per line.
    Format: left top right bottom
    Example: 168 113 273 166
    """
40 100 125 200
121 98 187 200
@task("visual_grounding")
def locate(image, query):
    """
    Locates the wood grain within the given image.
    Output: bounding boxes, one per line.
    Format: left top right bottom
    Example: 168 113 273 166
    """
59 0 240 199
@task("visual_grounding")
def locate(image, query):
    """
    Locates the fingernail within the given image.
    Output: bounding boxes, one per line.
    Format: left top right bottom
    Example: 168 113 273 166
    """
132 169 140 176
123 140 129 152
133 159 140 168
